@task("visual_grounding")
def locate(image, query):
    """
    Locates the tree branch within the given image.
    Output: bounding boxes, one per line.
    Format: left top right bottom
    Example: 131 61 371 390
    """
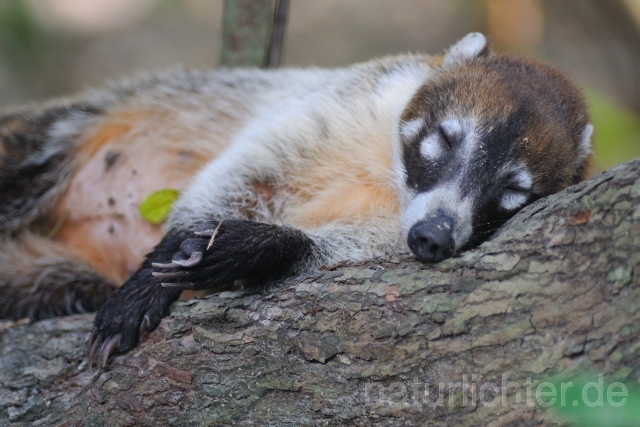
1 159 638 426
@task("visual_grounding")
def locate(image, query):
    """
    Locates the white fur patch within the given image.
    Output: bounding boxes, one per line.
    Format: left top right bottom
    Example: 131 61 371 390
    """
500 169 533 211
454 117 478 158
439 118 465 146
419 134 443 160
400 185 474 250
510 168 533 189
418 117 471 160
500 192 528 211
400 119 424 140
441 33 488 70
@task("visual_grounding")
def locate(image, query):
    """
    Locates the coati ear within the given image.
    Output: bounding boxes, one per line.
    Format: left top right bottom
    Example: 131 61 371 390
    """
441 33 491 70
576 123 593 166
571 123 594 183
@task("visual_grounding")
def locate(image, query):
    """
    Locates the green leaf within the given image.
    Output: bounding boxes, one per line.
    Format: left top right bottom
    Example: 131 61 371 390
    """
138 189 179 224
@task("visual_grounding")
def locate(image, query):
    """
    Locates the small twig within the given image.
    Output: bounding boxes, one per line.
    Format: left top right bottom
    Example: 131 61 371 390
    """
0 318 31 332
207 220 224 250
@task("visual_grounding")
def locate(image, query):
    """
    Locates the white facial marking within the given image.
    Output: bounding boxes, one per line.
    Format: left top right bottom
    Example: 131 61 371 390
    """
400 119 424 140
418 117 472 161
500 192 528 211
500 168 533 211
420 134 443 160
439 118 465 146
456 118 481 165
400 184 474 250
581 124 593 153
512 169 533 189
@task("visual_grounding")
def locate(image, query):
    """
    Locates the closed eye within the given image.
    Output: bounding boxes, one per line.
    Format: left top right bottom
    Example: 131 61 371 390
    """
438 119 464 150
438 124 452 150
502 184 530 193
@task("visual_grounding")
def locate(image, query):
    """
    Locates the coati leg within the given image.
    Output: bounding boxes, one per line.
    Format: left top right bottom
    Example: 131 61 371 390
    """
152 220 316 290
89 222 314 367
89 216 396 366
0 233 116 321
89 228 191 367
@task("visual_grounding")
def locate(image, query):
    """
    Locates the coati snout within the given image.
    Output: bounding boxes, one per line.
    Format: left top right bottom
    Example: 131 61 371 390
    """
407 210 456 262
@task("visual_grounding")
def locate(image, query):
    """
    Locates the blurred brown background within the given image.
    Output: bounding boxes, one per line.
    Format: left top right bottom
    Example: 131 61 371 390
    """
0 0 638 173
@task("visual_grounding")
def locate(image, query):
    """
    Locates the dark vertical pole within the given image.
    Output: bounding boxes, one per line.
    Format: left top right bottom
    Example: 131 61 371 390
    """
267 0 289 68
219 0 289 68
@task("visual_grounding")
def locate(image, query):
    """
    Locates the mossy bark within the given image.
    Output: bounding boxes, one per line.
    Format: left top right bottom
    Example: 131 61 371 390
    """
1 160 639 426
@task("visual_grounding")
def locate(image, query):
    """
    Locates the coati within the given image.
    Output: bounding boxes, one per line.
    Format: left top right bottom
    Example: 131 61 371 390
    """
0 34 592 367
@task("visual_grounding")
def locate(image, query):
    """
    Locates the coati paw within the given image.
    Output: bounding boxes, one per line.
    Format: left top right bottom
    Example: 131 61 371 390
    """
151 223 214 270
87 266 182 368
151 221 219 289
151 220 256 290
151 220 314 291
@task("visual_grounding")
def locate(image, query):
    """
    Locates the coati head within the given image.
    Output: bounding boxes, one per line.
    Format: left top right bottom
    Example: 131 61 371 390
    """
398 33 592 262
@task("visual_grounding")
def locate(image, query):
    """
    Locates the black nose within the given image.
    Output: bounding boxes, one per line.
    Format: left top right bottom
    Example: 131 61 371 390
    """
407 213 455 262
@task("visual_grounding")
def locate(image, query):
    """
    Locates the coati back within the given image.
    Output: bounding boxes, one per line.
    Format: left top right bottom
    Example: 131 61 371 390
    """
0 34 591 367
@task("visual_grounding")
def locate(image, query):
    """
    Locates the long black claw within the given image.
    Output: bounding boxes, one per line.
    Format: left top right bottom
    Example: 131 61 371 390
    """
173 251 202 267
196 222 219 233
98 335 121 369
139 315 150 341
152 261 180 269
87 331 101 367
161 282 194 289
152 271 186 279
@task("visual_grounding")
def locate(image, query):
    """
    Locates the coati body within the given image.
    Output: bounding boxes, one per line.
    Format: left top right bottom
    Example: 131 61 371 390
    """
0 34 592 366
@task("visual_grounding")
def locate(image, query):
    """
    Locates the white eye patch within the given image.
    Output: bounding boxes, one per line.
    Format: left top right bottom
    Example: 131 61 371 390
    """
400 119 424 140
439 118 464 146
419 118 470 160
419 134 444 160
500 168 533 211
500 191 528 211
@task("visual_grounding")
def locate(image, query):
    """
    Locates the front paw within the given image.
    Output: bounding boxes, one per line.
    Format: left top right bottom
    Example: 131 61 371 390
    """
151 220 249 291
153 222 219 271
151 220 313 291
87 267 181 368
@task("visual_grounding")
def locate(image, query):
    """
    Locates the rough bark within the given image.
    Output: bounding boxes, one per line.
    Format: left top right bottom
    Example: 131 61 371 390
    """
1 159 639 426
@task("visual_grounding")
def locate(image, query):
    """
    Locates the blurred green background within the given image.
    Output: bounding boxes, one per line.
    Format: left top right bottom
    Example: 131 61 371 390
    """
0 0 638 174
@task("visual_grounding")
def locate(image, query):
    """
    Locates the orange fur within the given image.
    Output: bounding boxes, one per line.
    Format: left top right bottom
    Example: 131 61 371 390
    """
287 142 399 228
53 110 220 283
290 170 398 228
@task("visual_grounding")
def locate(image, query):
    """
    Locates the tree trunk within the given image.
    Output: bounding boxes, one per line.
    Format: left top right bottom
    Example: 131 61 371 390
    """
1 159 639 426
219 0 289 68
